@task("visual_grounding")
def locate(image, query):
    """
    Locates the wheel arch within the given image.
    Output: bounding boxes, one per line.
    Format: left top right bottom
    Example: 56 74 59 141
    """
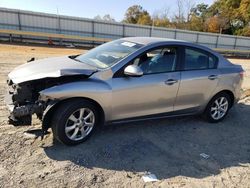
205 89 235 112
42 97 105 131
213 90 235 107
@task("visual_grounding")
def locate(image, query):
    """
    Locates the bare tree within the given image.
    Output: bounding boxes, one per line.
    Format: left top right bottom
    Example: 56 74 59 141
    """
176 0 184 24
153 7 170 20
185 0 195 22
152 7 172 28
94 14 116 22
174 0 195 29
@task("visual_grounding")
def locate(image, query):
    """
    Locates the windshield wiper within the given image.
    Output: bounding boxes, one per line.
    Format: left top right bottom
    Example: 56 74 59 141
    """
69 54 84 63
68 55 100 71
69 54 80 59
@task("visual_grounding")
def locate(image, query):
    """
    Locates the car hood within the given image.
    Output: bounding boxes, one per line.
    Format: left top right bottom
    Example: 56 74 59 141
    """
8 56 97 84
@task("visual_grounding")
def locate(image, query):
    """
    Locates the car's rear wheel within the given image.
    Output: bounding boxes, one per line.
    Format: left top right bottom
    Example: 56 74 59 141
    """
204 92 232 123
52 99 99 145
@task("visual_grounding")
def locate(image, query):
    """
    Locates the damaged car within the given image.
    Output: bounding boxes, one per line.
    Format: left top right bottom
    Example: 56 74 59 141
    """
5 37 244 145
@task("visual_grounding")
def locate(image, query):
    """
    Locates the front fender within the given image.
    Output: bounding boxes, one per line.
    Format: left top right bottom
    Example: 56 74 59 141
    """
39 79 112 121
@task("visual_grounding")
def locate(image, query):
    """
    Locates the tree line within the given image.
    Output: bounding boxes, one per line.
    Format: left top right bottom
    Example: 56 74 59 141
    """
95 0 250 37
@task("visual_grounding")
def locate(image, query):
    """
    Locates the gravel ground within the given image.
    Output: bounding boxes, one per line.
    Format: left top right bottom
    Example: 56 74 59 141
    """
0 43 250 188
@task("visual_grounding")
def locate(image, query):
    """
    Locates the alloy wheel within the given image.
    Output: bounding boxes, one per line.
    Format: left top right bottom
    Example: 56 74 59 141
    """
65 108 95 141
210 97 229 120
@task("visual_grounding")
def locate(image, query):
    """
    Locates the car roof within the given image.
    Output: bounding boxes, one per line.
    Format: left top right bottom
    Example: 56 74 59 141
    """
123 37 185 45
123 37 223 57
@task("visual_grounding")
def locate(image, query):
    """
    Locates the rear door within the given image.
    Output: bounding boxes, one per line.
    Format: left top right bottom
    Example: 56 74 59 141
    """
174 47 220 111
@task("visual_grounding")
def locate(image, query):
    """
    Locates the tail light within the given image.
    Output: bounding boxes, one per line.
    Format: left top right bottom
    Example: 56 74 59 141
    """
239 71 245 80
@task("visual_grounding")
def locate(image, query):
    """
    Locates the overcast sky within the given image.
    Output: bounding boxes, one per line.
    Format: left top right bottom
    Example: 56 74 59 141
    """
0 0 215 21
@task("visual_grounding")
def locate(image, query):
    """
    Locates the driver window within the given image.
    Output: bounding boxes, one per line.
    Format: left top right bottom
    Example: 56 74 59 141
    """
132 47 177 74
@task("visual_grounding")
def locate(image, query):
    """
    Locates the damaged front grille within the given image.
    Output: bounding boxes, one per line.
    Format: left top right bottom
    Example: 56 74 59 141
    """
5 79 45 126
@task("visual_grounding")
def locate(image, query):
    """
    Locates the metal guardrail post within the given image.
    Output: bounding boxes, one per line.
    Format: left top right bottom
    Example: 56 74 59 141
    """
58 16 62 45
233 36 237 49
174 30 177 39
215 34 219 48
122 24 125 37
92 20 95 47
17 11 22 42
196 33 199 43
9 34 12 42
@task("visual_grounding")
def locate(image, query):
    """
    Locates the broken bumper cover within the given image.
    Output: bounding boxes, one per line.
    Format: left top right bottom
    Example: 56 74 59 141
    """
5 89 44 126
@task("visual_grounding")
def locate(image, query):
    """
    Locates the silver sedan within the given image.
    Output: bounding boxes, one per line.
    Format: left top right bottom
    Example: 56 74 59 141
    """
6 37 244 145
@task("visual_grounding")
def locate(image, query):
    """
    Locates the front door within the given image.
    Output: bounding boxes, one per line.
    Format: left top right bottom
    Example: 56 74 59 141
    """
111 46 181 120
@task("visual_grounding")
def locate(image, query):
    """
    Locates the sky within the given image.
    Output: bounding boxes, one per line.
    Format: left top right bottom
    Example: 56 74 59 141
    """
0 0 215 21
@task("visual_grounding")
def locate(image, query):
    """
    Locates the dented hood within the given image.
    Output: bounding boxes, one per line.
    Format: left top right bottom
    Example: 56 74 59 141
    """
8 56 97 84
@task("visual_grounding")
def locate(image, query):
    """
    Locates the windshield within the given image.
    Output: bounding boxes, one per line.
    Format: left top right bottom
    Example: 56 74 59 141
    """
75 40 143 69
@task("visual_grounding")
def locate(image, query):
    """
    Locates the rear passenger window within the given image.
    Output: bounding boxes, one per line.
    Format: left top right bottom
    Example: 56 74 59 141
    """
184 48 217 70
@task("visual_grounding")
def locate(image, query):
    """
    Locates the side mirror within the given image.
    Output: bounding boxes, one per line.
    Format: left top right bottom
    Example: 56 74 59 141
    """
124 65 143 77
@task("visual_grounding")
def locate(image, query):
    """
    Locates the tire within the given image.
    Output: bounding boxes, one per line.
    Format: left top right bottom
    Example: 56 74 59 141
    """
51 99 99 145
203 92 232 123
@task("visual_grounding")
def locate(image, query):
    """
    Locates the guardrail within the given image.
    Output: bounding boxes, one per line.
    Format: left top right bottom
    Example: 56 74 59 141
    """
214 48 250 58
1 7 250 51
0 29 111 43
0 29 250 58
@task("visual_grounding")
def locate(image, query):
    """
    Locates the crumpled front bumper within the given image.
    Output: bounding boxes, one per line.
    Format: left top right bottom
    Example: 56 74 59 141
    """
4 85 45 126
4 89 32 126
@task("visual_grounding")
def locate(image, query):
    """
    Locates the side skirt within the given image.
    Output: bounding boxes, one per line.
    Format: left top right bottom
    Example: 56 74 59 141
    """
106 108 201 125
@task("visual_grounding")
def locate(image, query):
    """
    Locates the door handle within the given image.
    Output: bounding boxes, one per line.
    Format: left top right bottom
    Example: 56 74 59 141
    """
208 75 218 80
165 79 178 85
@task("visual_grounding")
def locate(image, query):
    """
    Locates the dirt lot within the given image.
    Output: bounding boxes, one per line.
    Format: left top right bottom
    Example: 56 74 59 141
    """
0 44 250 188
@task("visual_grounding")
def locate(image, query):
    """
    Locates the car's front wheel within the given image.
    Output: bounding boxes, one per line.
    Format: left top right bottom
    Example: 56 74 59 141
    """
204 92 232 123
52 99 99 145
